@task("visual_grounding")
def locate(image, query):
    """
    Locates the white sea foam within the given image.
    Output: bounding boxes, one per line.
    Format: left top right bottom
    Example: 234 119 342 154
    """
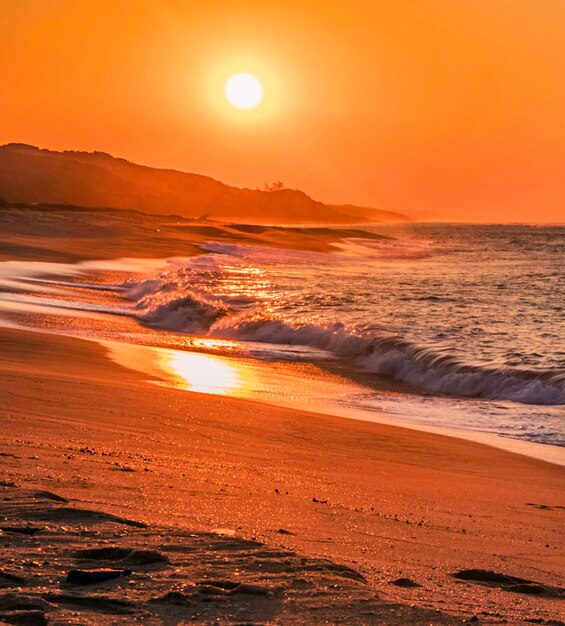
126 263 565 405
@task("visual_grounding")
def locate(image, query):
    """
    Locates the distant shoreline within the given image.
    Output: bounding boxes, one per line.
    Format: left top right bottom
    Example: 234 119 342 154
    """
2 198 564 227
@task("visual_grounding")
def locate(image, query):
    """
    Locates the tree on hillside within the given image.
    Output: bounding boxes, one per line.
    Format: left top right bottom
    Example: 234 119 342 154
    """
263 181 285 192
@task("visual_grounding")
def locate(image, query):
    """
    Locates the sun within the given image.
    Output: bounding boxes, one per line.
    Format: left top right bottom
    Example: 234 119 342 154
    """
225 73 264 110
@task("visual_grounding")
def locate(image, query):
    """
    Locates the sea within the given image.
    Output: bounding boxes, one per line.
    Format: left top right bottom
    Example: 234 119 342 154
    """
1 223 563 461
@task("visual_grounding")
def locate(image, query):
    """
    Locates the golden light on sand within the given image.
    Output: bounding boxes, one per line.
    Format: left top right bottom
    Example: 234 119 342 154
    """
102 341 259 398
225 73 264 110
161 349 243 395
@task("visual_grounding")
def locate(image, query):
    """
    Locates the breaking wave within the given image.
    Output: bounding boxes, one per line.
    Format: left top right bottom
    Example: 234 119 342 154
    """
126 274 564 406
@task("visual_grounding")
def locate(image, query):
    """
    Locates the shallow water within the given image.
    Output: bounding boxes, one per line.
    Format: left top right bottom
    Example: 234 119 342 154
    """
0 223 563 455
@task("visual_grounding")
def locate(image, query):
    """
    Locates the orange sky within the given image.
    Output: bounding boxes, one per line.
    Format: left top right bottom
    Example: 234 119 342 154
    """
2 0 564 222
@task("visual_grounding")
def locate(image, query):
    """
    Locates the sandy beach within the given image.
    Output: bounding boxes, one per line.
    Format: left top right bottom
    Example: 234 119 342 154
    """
3 2 565 621
1 325 563 624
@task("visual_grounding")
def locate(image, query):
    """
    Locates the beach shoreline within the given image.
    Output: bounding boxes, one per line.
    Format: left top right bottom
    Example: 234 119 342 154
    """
101 336 565 467
1 325 563 623
0 242 562 466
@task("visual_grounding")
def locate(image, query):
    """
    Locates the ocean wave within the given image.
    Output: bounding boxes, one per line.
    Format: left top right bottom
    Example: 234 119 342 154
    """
126 274 564 405
357 338 565 405
132 284 231 333
216 319 564 405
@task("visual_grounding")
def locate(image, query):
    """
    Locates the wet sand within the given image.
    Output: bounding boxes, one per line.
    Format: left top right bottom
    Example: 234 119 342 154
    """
1 326 563 624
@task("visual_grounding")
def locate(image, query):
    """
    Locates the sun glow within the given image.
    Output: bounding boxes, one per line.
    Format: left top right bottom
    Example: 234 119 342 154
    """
225 73 264 110
161 350 243 395
103 341 253 397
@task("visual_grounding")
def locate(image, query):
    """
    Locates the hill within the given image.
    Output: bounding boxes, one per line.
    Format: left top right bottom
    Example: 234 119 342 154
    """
328 203 409 223
0 144 408 224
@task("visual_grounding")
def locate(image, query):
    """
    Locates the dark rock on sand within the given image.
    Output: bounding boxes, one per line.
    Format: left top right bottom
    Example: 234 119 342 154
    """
453 569 529 585
76 546 169 565
33 506 147 528
43 593 136 614
509 583 554 596
33 491 68 503
390 577 422 588
452 569 564 598
0 527 41 536
124 549 169 565
149 591 194 606
76 547 133 561
0 610 47 626
66 568 132 585
0 596 52 612
300 561 366 583
0 573 26 589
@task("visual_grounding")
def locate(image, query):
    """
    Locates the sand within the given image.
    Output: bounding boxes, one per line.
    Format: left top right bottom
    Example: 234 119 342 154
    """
0 207 563 624
0 326 563 625
0 204 390 264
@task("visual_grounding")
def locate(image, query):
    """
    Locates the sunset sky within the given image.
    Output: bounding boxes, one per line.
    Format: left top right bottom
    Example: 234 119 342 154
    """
2 0 564 222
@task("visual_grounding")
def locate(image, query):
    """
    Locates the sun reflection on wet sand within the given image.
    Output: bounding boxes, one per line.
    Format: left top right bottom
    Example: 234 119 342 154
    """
100 339 366 410
159 349 244 395
102 341 256 397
